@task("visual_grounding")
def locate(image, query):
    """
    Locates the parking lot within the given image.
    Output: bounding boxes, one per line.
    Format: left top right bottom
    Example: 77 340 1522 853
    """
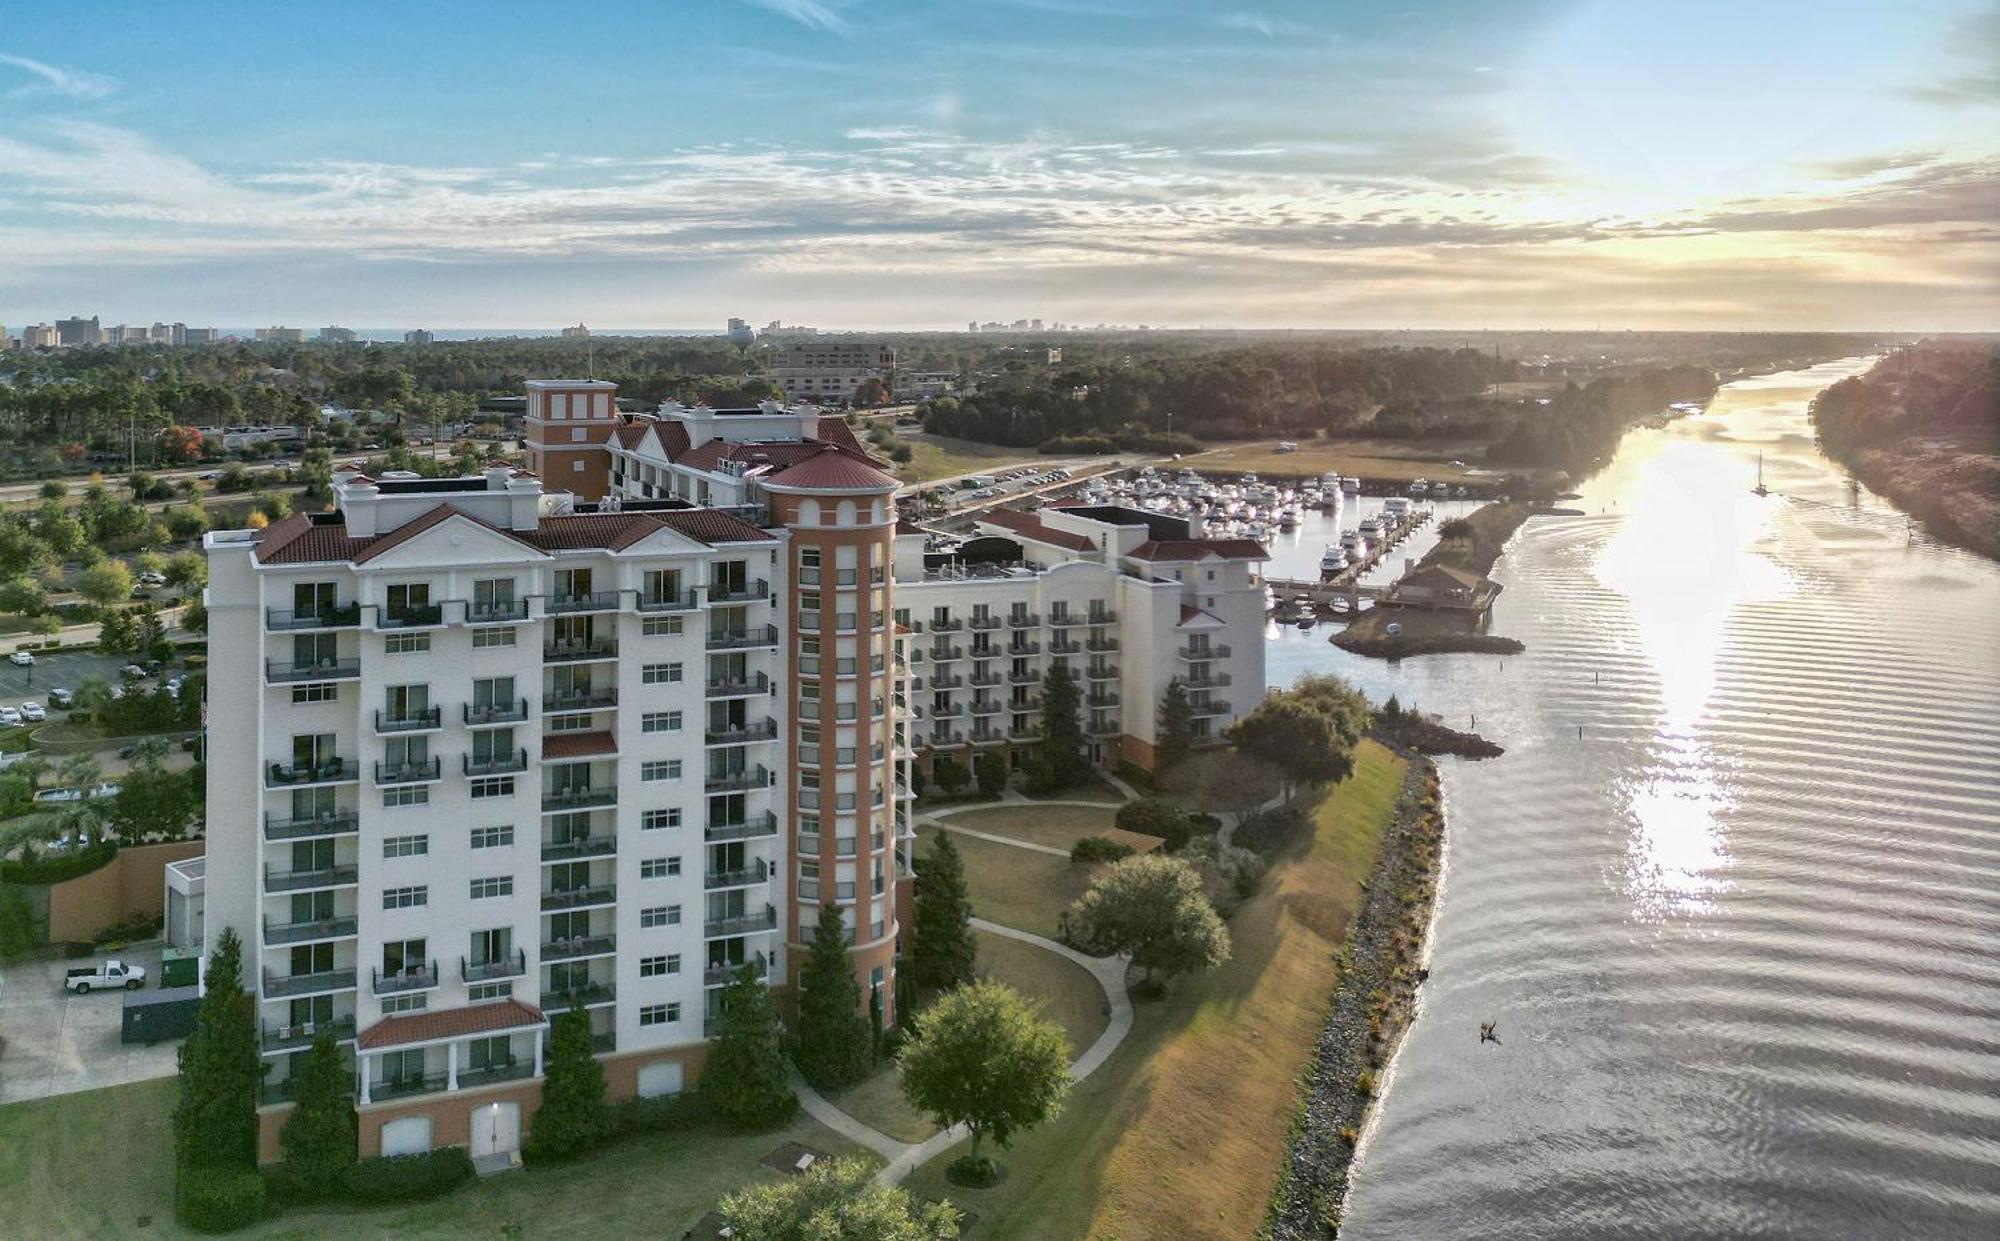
0 944 181 1104
0 649 129 705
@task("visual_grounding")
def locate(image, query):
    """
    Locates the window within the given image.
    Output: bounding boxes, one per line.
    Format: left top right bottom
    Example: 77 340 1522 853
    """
383 834 427 858
472 626 517 648
383 786 429 808
385 633 430 654
642 711 682 733
470 777 515 799
470 876 513 900
383 886 427 910
470 825 513 850
640 905 681 928
642 808 682 831
381 994 427 1015
291 683 338 704
640 857 680 879
641 760 682 782
642 614 683 637
640 955 672 977
642 662 683 685
467 983 511 1003
639 1003 680 1027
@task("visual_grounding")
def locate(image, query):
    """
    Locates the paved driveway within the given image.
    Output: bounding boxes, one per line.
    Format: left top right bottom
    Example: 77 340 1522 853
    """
0 943 181 1104
0 649 128 704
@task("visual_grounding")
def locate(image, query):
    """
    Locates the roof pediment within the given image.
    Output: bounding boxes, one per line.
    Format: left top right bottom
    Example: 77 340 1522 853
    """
355 508 549 567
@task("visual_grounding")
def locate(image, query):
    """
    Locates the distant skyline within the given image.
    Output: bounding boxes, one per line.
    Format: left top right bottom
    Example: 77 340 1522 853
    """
1 1 1996 332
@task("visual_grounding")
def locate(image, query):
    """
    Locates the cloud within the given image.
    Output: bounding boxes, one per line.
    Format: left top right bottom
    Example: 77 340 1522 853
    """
0 51 115 100
1211 12 1311 38
742 0 847 32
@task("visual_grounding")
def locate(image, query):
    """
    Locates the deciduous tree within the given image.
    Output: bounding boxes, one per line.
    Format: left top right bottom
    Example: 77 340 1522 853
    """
897 981 1070 1172
718 1156 960 1240
1066 854 1230 988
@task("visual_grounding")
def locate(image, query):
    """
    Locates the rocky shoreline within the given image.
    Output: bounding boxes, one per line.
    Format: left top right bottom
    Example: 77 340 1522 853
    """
1266 752 1446 1239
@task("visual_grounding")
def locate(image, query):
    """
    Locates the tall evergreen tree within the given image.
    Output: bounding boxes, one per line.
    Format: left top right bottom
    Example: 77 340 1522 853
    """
1038 663 1091 788
525 1004 609 1160
910 831 977 994
1156 677 1195 770
792 904 872 1090
702 963 797 1129
173 926 263 1173
277 1032 356 1201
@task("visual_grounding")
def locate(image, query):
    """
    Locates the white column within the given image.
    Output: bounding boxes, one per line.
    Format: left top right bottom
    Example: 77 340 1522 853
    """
358 1053 371 1105
533 1032 544 1078
447 1042 458 1091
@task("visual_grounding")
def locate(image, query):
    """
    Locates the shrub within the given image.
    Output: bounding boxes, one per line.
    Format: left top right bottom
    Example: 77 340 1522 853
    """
931 756 969 795
1212 844 1267 900
1232 805 1309 857
611 1089 713 1137
1070 835 1135 864
1021 758 1059 797
177 1167 267 1233
973 752 1009 798
0 840 117 886
343 1148 475 1204
1114 797 1195 852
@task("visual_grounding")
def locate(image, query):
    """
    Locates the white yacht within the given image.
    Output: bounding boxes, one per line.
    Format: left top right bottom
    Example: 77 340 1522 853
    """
1341 475 1360 497
1409 478 1429 496
1320 545 1348 575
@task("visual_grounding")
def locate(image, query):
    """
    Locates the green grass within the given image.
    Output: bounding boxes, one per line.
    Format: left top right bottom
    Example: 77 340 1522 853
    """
892 434 1041 484
903 741 1407 1241
0 1077 867 1240
942 804 1119 853
914 824 1097 940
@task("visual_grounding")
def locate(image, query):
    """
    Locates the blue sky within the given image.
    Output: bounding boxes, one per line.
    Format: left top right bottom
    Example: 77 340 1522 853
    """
0 0 1995 330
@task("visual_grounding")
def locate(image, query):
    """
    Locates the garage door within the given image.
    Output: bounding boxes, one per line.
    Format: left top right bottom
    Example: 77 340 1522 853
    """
380 1116 432 1157
637 1061 684 1099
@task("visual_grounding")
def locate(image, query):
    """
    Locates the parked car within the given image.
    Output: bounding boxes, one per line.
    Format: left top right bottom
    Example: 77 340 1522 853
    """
8 650 34 667
136 571 167 587
165 677 183 698
0 707 20 726
120 664 146 679
48 687 72 709
66 960 147 993
18 702 44 722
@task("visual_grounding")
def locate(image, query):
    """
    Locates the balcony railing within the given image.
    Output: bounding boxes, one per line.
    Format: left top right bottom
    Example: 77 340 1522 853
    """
374 757 442 786
262 968 356 999
542 833 616 861
544 637 618 663
1048 637 1082 654
968 615 1002 631
968 670 1003 688
1007 613 1040 628
704 860 770 891
461 949 527 982
546 591 620 615
1086 691 1121 708
1087 610 1120 625
705 673 770 699
1085 665 1118 680
543 982 615 1009
1085 636 1120 652
457 1059 534 1091
929 618 964 632
543 786 615 812
970 729 1005 745
706 812 779 843
372 961 439 996
703 954 769 987
1088 718 1122 735
465 698 531 725
543 687 616 713
263 915 357 946
969 700 1003 715
928 728 967 746
928 672 964 689
265 659 360 684
372 1073 451 1102
1007 728 1039 744
265 758 353 788
541 884 617 912
708 579 769 603
1009 669 1042 684
704 765 769 793
1178 644 1232 661
541 934 617 963
377 604 444 630
706 625 779 651
1188 699 1234 717
466 599 528 623
260 1017 356 1053
704 905 777 938
1181 672 1233 689
265 604 360 631
263 809 358 841
265 863 358 893
929 702 964 718
636 590 698 613
1008 641 1042 656
464 749 530 777
705 719 778 746
374 706 442 733
930 645 963 661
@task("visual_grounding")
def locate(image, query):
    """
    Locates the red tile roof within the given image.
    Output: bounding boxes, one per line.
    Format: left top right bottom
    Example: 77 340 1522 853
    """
1127 538 1269 563
358 998 546 1050
541 730 617 759
255 503 772 565
979 508 1098 552
763 444 899 491
1178 604 1224 626
814 416 866 453
611 424 652 449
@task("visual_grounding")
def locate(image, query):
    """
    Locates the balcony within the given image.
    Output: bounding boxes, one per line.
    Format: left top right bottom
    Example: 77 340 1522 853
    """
461 949 527 982
1188 699 1234 717
636 590 698 613
929 618 963 632
264 863 357 893
542 934 617 963
466 599 528 624
1088 718 1122 735
706 812 779 843
265 658 360 684
1084 636 1119 652
1178 644 1232 661
374 706 442 734
464 749 530 777
263 809 357 841
541 884 617 912
929 702 964 718
377 604 444 630
705 718 778 746
929 645 963 662
266 604 360 631
705 673 770 699
1085 665 1118 680
465 699 531 726
265 758 354 788
1182 672 1233 689
457 1059 535 1091
706 624 779 651
927 672 964 689
704 905 777 939
704 860 770 891
1048 637 1082 654
969 700 1003 716
968 616 1002 631
545 591 620 616
1087 610 1119 625
1007 728 1039 744
543 786 615 812
928 728 967 746
263 915 357 946
1008 669 1042 685
1006 613 1040 628
542 832 616 862
373 1073 451 1103
703 954 769 988
374 757 442 786
262 968 356 999
708 579 769 604
1087 691 1121 708
970 729 1004 745
968 670 1003 688
1008 641 1042 657
704 765 769 793
260 1017 356 1053
544 637 618 663
543 687 616 713
543 982 615 1009
372 961 439 996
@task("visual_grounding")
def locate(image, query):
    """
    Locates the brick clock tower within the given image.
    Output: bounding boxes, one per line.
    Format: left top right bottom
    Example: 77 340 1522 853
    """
523 379 620 497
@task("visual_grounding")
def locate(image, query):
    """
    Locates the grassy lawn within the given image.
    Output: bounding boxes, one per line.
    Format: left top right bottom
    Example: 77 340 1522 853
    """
915 824 1098 940
903 740 1407 1240
944 804 1119 853
893 434 1042 485
0 1077 867 1240
1185 437 1485 484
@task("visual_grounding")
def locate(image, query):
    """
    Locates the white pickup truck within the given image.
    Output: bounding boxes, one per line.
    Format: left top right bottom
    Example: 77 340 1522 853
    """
65 959 147 993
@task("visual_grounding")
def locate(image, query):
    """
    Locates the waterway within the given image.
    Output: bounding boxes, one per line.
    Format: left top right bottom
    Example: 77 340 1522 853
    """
1269 358 2000 1239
